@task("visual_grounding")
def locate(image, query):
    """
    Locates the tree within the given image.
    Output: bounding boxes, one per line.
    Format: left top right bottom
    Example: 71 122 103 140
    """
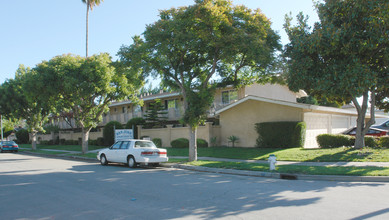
284 0 389 148
0 65 52 150
118 0 280 161
82 0 104 57
35 53 143 153
144 99 168 128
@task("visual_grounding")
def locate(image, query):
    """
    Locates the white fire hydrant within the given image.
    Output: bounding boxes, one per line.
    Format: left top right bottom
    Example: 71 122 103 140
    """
268 154 277 171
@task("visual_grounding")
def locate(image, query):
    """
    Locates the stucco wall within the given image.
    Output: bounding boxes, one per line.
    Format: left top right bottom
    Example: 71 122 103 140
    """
138 123 220 147
219 100 303 147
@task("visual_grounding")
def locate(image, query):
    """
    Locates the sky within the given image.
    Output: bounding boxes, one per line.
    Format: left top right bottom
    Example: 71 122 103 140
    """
0 0 319 84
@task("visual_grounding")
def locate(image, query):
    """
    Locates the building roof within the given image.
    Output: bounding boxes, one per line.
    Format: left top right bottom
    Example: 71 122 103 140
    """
215 95 389 118
109 92 181 107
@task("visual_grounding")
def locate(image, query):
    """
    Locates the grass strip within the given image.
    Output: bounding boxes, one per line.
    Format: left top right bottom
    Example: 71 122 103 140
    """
185 160 389 176
166 147 389 162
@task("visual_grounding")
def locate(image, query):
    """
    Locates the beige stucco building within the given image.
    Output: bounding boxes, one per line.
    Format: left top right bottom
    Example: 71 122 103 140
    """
42 83 387 148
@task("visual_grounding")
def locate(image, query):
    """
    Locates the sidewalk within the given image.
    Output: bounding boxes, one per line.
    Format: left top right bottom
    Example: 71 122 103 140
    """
170 156 389 167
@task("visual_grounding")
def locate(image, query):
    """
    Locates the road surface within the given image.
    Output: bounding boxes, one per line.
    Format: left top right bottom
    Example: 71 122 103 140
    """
1 153 389 219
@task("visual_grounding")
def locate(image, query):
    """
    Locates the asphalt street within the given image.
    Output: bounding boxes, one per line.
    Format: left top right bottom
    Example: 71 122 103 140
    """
1 153 389 220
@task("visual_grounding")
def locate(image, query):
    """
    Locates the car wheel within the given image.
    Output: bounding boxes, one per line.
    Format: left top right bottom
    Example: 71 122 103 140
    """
127 156 137 168
100 154 108 166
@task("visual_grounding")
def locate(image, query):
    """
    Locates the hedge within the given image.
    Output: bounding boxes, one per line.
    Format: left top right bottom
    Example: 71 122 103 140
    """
316 134 352 148
103 121 123 146
125 117 145 139
317 134 389 148
170 138 208 148
15 129 29 144
152 138 162 147
255 121 306 148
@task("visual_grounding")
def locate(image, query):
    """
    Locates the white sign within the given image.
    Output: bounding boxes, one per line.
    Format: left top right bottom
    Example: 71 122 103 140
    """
115 129 134 142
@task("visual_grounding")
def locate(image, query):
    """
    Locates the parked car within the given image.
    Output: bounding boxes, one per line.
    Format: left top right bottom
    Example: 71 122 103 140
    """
342 127 388 137
97 139 168 168
372 119 389 131
0 141 19 153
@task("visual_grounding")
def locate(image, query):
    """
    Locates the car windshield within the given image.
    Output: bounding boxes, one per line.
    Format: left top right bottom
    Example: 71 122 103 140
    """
134 141 156 148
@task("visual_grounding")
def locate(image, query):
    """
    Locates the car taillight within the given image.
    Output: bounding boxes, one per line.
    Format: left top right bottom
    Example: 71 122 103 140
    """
13 145 18 148
141 151 167 156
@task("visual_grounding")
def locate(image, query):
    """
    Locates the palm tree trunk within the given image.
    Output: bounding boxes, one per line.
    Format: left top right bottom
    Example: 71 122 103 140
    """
86 2 89 57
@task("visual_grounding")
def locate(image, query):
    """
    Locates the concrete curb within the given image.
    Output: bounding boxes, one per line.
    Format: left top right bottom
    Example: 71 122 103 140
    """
20 151 389 183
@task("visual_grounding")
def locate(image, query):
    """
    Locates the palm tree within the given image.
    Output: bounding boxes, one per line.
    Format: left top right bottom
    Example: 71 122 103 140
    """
82 0 104 57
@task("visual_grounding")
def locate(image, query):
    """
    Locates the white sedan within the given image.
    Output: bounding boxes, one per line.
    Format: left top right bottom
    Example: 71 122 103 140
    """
97 139 168 168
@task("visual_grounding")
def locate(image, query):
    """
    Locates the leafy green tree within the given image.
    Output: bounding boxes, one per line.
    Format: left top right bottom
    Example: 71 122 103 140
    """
284 0 389 148
0 65 53 149
144 99 168 128
118 0 280 161
35 53 143 153
82 0 104 57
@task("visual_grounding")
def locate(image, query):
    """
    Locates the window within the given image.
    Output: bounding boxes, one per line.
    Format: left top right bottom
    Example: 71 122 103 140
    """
134 141 156 148
122 107 126 113
133 105 142 115
168 99 178 109
111 141 122 149
222 90 238 104
120 141 130 149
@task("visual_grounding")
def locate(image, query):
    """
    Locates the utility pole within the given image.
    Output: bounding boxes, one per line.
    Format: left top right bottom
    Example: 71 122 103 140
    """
1 114 3 141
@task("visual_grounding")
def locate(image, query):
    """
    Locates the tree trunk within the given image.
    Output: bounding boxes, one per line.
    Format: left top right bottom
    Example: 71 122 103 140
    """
352 91 376 149
82 127 90 154
31 131 37 150
188 125 197 162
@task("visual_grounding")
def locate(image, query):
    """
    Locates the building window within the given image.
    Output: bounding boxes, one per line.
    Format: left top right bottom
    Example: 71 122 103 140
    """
122 107 126 113
133 105 141 115
222 90 238 104
168 99 178 109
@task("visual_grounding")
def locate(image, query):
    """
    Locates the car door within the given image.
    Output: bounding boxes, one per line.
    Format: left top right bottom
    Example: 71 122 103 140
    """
116 141 130 163
105 141 122 162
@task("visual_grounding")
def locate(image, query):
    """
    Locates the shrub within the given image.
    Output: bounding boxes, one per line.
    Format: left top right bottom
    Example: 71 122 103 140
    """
316 134 352 148
197 139 208 148
227 135 239 147
152 138 162 147
364 136 378 148
378 137 389 148
15 129 29 144
171 138 189 148
97 137 105 146
88 139 97 146
125 117 146 139
60 139 66 145
255 121 306 148
103 121 123 146
63 140 73 145
170 138 208 148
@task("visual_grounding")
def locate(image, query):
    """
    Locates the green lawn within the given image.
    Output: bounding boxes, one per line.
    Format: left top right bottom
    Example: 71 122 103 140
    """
187 160 389 176
165 147 389 162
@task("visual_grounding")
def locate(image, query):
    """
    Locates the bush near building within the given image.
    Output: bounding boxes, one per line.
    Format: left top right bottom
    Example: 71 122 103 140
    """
171 138 208 148
103 121 123 146
255 122 306 148
15 129 29 144
317 134 389 148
